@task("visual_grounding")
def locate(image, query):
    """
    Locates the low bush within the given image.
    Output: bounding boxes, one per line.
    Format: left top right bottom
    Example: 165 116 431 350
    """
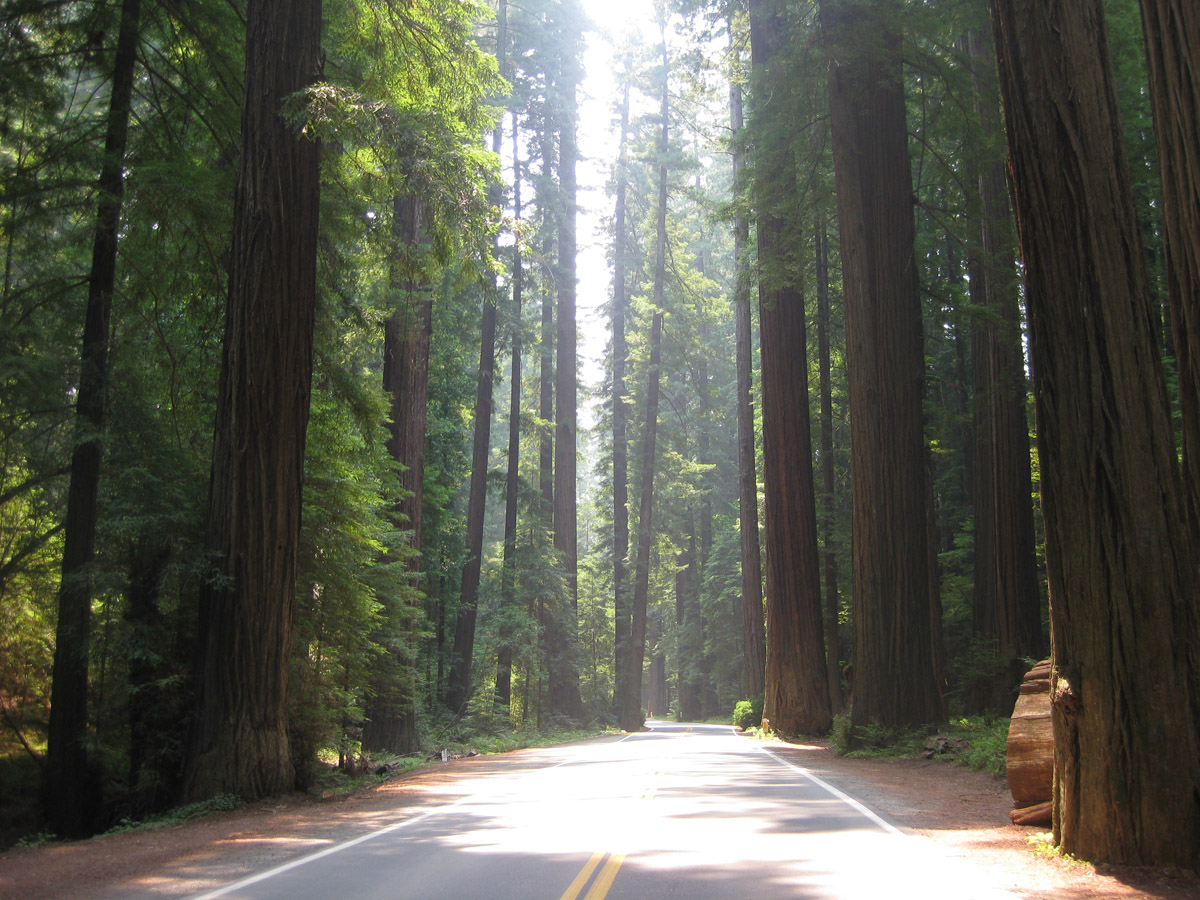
731 696 763 730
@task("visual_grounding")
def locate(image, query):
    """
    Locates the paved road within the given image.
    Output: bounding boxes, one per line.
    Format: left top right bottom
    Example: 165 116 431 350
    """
191 721 1017 900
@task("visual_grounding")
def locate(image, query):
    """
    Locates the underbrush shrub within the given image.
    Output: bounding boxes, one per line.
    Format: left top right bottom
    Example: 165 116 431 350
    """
731 695 763 730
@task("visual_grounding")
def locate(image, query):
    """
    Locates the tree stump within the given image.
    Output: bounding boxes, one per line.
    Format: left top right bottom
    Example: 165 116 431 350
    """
1006 658 1053 826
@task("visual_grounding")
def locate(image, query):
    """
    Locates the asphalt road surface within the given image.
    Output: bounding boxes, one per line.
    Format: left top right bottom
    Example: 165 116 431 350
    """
191 721 1017 900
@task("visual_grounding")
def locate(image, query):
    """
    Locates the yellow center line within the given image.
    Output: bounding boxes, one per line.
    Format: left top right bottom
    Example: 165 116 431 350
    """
558 764 665 900
558 852 605 900
582 853 626 900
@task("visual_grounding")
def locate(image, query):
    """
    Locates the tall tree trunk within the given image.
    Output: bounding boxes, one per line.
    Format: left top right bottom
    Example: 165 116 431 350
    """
184 0 322 801
362 193 430 755
1141 0 1200 531
497 113 523 712
819 0 944 730
964 14 1042 676
622 30 669 733
611 77 632 720
729 50 765 701
45 0 142 836
536 108 561 717
447 0 507 715
446 133 506 717
990 0 1200 865
815 221 841 713
750 0 831 737
550 4 583 720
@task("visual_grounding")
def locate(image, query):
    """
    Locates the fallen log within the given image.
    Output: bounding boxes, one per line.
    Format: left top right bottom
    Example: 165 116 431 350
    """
1010 800 1053 827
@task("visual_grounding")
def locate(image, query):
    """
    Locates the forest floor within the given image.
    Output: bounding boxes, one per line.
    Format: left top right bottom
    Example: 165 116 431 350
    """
2 733 1198 899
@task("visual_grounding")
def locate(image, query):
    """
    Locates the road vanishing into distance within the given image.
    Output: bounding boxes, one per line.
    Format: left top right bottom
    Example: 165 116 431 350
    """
188 722 1017 900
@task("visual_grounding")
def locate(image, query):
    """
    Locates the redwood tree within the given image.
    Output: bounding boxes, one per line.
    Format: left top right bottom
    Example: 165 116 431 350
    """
749 0 831 736
45 0 142 836
1140 0 1200 530
183 0 322 801
819 0 943 730
611 75 633 719
622 29 669 733
728 35 765 701
963 11 1042 676
550 0 584 719
990 0 1200 864
362 193 431 755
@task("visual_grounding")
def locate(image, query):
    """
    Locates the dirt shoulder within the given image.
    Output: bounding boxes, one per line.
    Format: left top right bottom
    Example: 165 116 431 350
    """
2 735 1197 899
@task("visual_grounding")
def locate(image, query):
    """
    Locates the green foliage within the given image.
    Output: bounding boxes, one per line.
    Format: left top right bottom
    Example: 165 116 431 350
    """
732 695 763 730
832 713 927 758
106 794 242 836
831 711 1009 777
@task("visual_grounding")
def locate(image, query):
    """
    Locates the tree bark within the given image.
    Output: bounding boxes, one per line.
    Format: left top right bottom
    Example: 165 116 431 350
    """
550 3 583 719
362 192 430 755
45 0 142 836
815 221 842 713
622 30 669 733
820 0 944 730
1140 0 1200 533
989 0 1200 865
964 14 1042 673
445 0 507 716
729 57 765 701
611 76 632 719
184 0 322 801
750 0 832 737
497 112 523 712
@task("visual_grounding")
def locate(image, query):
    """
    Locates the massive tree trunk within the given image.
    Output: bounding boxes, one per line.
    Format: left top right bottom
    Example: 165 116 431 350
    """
622 32 669 733
820 0 944 730
611 77 632 720
815 221 842 713
729 56 765 701
184 0 322 801
989 0 1200 865
497 114 523 712
749 0 831 737
550 5 583 720
362 193 430 755
1140 0 1200 530
45 0 142 836
963 13 1042 675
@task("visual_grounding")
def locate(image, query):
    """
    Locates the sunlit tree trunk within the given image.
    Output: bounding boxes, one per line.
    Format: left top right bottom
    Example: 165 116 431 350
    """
750 0 831 736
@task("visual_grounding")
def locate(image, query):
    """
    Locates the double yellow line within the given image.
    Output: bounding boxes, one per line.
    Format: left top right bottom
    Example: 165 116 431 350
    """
557 851 626 900
557 771 663 900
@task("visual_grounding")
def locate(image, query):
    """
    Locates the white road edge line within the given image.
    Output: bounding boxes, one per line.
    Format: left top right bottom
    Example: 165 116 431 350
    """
757 746 905 837
190 732 638 900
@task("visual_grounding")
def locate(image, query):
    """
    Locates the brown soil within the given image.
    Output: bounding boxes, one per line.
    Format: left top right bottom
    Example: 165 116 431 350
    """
2 737 1197 899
